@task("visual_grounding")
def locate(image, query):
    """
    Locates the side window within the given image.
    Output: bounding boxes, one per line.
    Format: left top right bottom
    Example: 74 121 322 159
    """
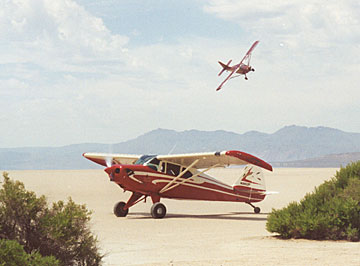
146 158 160 171
182 169 193 179
160 162 166 173
149 158 160 166
166 163 180 176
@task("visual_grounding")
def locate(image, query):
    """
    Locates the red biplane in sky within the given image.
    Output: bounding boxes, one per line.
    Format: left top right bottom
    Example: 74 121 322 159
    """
216 40 259 91
83 150 273 219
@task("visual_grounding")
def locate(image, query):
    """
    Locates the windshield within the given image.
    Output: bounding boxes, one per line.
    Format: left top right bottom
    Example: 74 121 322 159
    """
134 155 157 165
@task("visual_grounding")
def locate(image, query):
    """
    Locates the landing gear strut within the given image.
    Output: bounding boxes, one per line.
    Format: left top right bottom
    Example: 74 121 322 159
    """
113 192 167 219
246 202 261 214
113 192 146 218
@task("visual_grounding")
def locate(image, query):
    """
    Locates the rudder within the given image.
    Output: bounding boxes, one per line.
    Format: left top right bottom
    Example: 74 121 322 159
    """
233 164 266 193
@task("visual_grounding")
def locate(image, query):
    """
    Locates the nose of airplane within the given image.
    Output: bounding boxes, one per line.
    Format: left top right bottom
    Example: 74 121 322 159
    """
105 165 123 181
105 165 116 174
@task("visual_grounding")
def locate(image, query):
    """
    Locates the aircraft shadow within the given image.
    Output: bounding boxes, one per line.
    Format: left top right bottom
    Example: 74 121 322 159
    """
127 212 268 221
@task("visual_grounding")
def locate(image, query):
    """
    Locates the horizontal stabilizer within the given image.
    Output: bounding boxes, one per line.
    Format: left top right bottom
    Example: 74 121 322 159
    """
218 59 232 76
264 191 279 195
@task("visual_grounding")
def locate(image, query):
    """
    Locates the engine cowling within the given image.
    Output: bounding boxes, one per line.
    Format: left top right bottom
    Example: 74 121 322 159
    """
105 165 128 183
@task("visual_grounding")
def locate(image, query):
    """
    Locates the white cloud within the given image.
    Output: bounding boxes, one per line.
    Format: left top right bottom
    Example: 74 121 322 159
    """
0 0 359 147
0 0 129 70
203 1 360 57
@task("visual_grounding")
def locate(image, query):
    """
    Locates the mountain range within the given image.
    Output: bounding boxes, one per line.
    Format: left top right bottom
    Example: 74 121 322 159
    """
1 125 360 170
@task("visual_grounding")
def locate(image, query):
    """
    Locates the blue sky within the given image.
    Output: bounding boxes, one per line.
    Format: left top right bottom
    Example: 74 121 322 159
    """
1 0 359 147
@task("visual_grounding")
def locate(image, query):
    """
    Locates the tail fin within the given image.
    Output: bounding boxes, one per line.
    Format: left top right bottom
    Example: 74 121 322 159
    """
233 165 266 201
218 59 232 76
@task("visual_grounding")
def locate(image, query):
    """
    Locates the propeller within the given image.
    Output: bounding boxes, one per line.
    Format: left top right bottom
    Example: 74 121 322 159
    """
104 156 115 181
105 156 113 167
105 164 119 181
105 144 114 167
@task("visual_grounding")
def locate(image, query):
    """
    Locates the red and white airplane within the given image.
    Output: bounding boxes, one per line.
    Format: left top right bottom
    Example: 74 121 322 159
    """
83 150 273 218
216 40 259 91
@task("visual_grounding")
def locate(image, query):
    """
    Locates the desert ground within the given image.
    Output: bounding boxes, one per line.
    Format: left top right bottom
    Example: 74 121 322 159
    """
4 168 360 265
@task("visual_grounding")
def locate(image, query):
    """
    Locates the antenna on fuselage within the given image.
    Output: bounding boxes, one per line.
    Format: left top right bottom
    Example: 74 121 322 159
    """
168 144 177 155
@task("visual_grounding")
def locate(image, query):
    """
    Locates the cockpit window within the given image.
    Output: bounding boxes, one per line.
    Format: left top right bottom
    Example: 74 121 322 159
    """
148 158 160 165
181 169 193 179
160 163 193 178
134 155 161 171
145 158 160 171
134 155 157 165
166 163 181 176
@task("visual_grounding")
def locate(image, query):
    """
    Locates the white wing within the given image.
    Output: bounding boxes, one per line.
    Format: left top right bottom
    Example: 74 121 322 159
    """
83 150 273 172
83 152 141 167
157 150 272 171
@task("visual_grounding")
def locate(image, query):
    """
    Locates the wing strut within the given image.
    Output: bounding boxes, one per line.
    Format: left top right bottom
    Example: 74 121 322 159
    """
216 68 237 91
160 162 220 194
159 159 199 194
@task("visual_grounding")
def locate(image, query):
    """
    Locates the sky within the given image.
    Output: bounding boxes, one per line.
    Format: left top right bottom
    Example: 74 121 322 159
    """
1 0 359 147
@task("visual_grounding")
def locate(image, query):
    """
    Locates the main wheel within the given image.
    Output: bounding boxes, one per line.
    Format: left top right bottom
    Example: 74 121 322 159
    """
151 202 166 219
254 207 261 214
113 201 129 217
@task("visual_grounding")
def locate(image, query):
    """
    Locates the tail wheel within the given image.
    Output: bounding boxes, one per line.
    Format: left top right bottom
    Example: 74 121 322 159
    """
151 202 167 219
246 202 261 214
113 201 129 217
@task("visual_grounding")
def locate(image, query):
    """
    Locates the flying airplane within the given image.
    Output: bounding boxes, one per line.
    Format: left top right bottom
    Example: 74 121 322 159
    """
216 40 259 91
83 150 273 219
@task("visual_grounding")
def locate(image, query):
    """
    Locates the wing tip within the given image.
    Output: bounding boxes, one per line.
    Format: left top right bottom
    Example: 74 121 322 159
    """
225 150 273 171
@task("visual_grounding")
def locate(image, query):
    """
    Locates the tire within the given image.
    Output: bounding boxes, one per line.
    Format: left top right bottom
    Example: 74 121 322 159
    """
254 207 261 214
151 202 167 219
113 201 129 217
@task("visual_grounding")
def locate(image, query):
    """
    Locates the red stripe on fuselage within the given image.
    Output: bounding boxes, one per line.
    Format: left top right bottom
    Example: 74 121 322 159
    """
110 166 264 203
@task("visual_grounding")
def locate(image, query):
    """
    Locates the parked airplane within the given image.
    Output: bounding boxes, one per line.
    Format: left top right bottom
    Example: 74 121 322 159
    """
83 150 273 218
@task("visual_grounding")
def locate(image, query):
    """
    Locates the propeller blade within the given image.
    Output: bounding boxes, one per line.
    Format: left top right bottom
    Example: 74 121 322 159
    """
105 157 113 167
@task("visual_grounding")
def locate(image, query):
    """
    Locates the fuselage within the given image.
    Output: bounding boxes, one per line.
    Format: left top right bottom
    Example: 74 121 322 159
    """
236 64 253 74
105 163 266 203
227 63 253 75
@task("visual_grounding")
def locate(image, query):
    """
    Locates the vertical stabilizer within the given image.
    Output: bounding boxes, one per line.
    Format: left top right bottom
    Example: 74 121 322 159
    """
233 165 266 192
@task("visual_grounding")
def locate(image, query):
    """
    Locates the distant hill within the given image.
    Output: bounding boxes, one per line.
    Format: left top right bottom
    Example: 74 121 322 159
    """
1 125 360 170
272 152 360 168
